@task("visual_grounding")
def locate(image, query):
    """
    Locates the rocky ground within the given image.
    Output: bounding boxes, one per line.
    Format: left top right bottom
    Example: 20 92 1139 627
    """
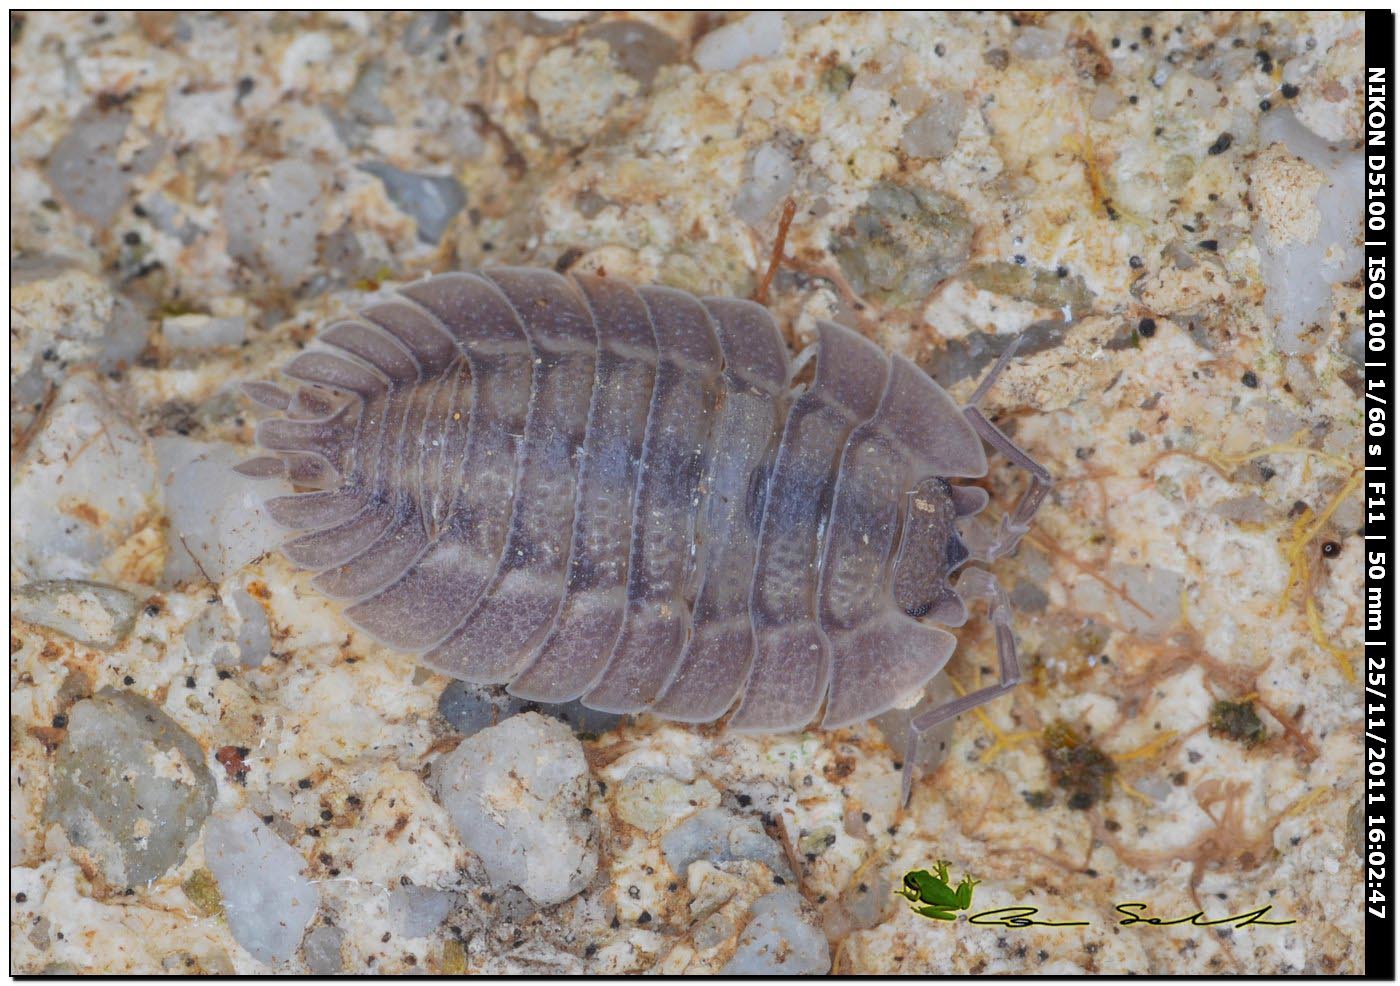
10 11 1365 974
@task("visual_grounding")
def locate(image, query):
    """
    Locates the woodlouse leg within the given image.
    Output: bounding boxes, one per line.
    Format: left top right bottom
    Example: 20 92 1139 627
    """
901 567 1020 807
963 408 1052 562
962 335 1052 562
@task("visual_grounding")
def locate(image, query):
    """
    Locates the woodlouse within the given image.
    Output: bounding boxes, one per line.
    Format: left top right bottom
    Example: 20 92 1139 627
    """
241 269 1050 803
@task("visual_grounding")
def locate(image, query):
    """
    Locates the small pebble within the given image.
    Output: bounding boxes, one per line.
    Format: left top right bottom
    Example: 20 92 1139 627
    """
205 810 319 964
46 689 215 886
433 713 597 907
719 891 830 975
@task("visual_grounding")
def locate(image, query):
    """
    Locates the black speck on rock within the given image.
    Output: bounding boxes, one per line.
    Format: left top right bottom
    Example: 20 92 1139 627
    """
1206 132 1234 155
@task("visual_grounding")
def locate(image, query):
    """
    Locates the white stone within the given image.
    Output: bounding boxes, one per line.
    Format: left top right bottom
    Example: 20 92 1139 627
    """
1254 110 1363 355
614 768 720 834
204 809 318 965
182 587 271 666
161 313 247 351
223 160 325 287
1112 564 1186 637
1010 26 1063 60
660 807 793 882
733 142 796 225
12 373 159 581
899 90 967 159
432 713 597 907
719 890 829 975
155 437 290 586
693 12 785 72
45 110 144 224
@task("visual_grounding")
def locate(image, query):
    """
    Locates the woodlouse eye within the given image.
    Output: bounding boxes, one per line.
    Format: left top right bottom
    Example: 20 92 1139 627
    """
904 602 932 620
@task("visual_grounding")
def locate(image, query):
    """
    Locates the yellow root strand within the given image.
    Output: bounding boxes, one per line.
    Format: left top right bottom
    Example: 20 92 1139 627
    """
1112 730 1179 763
1207 429 1353 476
1285 785 1331 817
1116 776 1155 807
1215 428 1361 681
977 725 1041 764
1277 470 1362 615
948 675 1036 763
1307 597 1357 683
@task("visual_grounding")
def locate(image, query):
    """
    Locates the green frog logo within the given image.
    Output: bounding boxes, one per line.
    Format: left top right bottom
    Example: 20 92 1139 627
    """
897 860 980 921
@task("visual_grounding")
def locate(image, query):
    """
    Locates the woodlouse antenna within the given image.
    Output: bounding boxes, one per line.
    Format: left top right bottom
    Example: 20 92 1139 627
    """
967 332 1025 407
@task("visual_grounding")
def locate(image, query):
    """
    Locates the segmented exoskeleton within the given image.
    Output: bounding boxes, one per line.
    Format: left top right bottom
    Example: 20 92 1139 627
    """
241 269 1051 803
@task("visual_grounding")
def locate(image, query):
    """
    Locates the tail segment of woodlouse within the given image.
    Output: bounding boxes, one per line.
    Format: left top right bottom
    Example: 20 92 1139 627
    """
240 268 1051 810
341 273 533 650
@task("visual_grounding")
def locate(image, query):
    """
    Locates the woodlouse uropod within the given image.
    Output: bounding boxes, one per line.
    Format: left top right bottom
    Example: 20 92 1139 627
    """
240 269 1051 803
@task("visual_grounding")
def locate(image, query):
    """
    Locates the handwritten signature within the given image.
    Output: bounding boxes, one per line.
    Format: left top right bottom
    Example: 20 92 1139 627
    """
960 903 1295 929
968 906 1090 928
1113 903 1296 927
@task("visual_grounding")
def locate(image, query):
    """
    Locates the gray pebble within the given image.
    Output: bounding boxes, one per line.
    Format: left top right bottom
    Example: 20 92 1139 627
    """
830 182 973 306
12 580 142 651
660 807 793 883
359 162 465 245
45 689 216 887
301 924 344 975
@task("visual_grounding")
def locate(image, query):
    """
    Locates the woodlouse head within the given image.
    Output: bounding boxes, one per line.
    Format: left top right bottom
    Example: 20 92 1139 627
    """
892 477 986 628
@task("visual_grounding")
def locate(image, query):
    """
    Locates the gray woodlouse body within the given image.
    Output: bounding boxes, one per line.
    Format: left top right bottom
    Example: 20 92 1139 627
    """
241 268 1051 803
